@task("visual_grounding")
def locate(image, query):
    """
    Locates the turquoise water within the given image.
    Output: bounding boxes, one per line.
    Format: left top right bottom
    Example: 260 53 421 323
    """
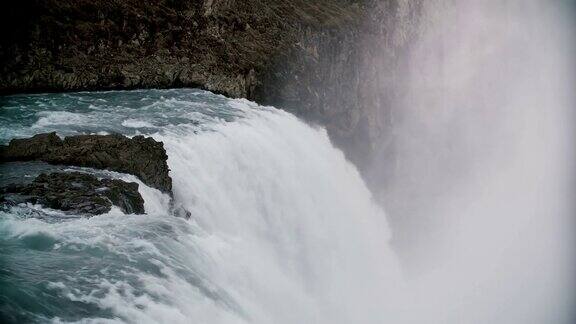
0 89 244 144
0 89 247 323
0 89 399 324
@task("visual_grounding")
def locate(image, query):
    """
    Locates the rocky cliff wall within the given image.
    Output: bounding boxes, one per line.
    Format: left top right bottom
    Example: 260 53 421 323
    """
0 0 361 96
256 0 423 168
0 0 421 168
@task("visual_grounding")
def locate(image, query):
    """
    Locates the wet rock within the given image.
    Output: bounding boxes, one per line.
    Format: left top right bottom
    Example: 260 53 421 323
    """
172 203 192 220
0 132 172 194
0 172 145 215
0 132 62 160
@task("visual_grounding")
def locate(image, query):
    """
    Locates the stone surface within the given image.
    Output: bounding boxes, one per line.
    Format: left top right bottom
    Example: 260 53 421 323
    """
0 132 172 193
0 172 145 215
0 0 361 98
0 0 424 170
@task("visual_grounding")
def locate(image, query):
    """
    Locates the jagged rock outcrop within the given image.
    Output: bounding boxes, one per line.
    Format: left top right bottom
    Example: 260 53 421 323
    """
0 132 171 193
0 171 145 215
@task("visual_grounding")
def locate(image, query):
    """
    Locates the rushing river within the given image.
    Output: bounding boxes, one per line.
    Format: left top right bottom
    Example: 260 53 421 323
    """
0 89 402 323
2 0 575 323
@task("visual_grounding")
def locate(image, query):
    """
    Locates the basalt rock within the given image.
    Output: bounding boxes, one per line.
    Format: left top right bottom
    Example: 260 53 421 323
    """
0 172 145 215
0 132 172 193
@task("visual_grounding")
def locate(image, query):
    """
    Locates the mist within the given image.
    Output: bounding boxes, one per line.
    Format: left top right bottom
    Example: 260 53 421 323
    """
367 0 575 322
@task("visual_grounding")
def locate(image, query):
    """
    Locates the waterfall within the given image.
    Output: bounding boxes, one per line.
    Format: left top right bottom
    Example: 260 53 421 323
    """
0 0 574 322
0 91 403 323
155 99 404 323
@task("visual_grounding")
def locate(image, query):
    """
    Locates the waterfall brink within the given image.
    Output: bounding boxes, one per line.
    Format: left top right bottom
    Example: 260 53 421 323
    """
0 91 404 323
156 100 404 323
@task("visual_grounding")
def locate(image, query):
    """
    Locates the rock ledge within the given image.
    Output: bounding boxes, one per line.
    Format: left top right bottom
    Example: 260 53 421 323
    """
1 172 145 215
0 132 172 193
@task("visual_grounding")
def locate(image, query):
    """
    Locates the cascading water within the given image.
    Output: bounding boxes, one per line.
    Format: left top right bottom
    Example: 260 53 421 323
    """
0 89 402 323
1 1 574 323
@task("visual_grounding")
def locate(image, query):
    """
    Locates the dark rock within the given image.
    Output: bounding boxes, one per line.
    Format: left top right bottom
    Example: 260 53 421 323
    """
0 172 145 215
0 0 362 98
0 132 63 160
0 132 172 194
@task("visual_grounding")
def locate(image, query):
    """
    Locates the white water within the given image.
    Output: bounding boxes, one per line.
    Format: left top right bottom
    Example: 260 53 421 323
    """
0 94 404 323
2 85 571 322
1 0 574 322
151 100 403 324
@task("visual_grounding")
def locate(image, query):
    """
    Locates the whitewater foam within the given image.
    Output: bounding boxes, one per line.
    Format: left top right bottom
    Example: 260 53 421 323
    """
121 119 156 129
149 100 403 323
0 90 403 324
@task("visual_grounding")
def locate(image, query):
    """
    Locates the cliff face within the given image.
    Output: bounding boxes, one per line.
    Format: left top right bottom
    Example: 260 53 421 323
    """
0 0 419 167
0 0 360 96
257 0 423 167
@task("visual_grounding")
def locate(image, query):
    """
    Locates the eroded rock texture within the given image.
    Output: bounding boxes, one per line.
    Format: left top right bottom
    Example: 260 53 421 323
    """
0 0 360 98
0 132 171 193
0 172 145 215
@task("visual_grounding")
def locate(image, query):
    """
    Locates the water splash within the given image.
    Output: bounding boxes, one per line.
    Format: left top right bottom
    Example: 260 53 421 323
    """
0 91 402 323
